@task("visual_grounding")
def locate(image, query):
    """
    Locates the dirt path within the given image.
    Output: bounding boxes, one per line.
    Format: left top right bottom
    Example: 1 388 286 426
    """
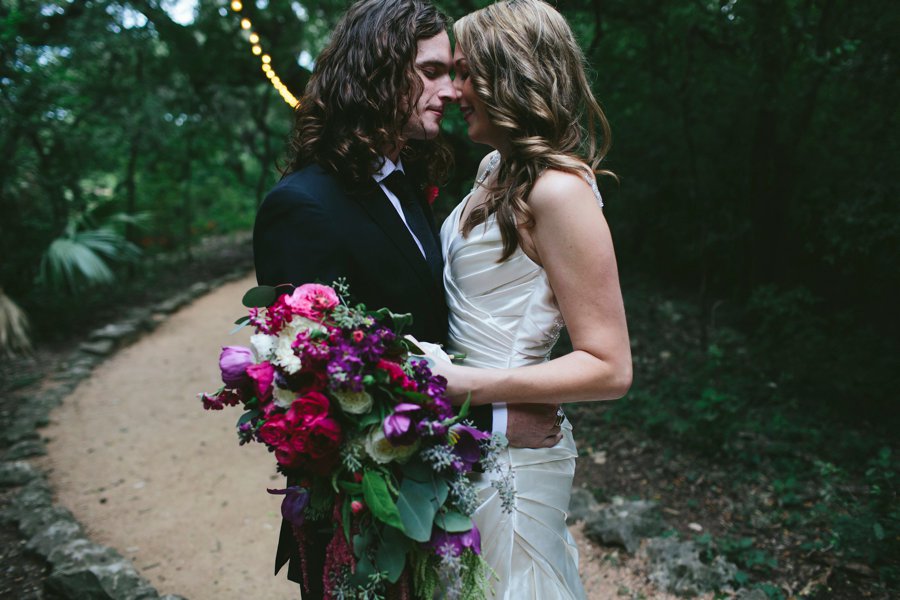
41 274 683 600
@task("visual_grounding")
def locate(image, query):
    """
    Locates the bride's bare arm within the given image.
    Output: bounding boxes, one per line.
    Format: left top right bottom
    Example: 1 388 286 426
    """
434 169 632 405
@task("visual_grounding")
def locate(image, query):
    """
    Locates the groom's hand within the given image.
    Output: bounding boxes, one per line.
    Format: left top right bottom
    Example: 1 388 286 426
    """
506 403 563 448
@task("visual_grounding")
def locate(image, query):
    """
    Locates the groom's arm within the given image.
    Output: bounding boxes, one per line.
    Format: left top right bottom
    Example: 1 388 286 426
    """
253 186 347 288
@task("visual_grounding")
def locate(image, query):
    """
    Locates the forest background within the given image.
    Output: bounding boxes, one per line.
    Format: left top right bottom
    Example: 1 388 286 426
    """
1 0 897 598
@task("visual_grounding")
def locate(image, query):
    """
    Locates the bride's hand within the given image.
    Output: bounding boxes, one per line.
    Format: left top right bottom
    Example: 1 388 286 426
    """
426 358 474 404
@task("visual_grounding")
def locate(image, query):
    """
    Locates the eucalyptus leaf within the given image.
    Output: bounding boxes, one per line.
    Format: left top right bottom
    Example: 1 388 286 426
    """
401 459 434 482
434 510 473 533
375 531 407 583
241 285 277 308
397 478 449 542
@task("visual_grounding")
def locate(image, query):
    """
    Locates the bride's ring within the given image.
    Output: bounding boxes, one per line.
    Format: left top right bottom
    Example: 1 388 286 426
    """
554 407 565 428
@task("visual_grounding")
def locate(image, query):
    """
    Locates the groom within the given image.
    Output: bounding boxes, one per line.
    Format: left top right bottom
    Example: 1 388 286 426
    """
253 0 561 596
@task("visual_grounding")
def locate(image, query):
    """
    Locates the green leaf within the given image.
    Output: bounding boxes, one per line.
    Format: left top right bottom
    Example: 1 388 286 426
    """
234 315 251 325
342 496 352 543
369 308 414 334
229 319 250 335
236 409 259 427
353 529 373 560
874 522 885 540
434 510 473 533
338 481 363 495
401 459 433 482
375 526 408 583
359 411 382 429
363 471 403 530
242 285 277 308
397 478 449 542
457 395 471 420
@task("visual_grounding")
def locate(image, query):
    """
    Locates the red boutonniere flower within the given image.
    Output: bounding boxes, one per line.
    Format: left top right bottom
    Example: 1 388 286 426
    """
424 185 439 205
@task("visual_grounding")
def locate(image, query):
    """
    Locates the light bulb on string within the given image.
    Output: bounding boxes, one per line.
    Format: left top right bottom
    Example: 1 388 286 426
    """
240 18 251 30
231 1 243 12
252 45 262 56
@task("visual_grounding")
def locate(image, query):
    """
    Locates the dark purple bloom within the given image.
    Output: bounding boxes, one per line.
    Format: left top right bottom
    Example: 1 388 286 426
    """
451 424 490 472
384 403 421 445
219 346 254 389
430 523 481 556
267 486 310 527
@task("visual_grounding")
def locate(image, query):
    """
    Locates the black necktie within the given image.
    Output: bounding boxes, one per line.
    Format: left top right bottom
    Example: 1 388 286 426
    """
382 170 442 282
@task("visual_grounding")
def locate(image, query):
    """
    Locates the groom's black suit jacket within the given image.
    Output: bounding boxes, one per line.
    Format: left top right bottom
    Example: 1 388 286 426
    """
253 163 491 592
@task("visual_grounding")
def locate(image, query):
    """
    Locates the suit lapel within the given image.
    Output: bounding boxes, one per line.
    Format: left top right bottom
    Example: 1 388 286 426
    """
351 180 438 292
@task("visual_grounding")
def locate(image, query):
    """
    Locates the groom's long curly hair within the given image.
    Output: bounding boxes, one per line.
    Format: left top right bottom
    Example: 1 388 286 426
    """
284 0 452 186
455 0 615 261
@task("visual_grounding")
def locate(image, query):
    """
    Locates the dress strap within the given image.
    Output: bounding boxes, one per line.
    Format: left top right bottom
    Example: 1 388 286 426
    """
472 151 501 192
582 169 604 209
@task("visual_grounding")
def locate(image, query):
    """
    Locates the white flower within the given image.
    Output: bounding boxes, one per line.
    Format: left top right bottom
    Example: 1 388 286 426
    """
273 333 301 374
273 385 296 409
284 315 325 338
333 390 373 415
364 428 419 464
250 333 277 361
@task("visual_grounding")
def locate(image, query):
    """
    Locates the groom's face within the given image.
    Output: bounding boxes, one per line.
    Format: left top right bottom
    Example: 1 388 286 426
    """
402 31 457 141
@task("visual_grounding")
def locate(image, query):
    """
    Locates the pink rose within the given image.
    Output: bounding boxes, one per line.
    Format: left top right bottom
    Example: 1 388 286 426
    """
284 284 339 320
286 391 331 425
246 361 275 401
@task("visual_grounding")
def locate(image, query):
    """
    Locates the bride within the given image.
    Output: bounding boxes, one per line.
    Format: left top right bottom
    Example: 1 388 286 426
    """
433 1 632 598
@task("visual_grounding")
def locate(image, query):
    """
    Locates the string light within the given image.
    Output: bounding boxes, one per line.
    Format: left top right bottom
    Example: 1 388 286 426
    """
228 2 298 107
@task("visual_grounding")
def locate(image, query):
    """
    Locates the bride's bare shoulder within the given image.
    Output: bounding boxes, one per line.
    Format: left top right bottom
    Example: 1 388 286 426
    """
529 168 600 214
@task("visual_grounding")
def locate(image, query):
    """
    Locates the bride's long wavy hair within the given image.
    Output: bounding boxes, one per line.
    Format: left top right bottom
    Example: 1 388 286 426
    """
454 0 614 261
284 0 452 186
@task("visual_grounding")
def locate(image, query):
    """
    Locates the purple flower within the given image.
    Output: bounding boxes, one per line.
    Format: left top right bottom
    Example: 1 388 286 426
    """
267 486 310 527
450 424 490 472
430 524 481 556
384 403 421 445
219 346 254 389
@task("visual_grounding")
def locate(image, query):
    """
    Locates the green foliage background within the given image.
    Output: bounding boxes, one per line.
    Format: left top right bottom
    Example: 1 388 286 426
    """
1 0 897 591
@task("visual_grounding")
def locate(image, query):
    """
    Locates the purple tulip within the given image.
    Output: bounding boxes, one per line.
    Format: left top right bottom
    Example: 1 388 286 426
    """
450 424 490 472
219 346 254 389
430 524 481 557
267 486 310 527
383 403 421 445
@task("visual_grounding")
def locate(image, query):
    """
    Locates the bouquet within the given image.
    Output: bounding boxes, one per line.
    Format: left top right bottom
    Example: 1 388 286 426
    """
200 281 501 599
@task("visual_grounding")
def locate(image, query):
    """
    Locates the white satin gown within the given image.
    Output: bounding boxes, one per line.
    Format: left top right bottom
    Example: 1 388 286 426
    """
440 151 602 600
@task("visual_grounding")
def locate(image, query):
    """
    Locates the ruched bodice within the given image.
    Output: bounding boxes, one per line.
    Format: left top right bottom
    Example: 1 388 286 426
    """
441 202 565 369
440 152 601 369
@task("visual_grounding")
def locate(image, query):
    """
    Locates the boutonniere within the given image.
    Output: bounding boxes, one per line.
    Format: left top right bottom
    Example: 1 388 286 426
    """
424 185 439 206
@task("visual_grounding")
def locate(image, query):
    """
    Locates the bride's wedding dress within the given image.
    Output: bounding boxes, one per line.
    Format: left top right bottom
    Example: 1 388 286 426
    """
440 152 601 600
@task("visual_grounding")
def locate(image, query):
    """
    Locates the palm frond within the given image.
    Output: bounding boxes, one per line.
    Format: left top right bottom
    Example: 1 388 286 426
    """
40 237 116 292
0 288 32 357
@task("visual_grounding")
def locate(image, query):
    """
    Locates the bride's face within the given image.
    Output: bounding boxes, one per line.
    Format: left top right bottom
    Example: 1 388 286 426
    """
453 45 505 149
